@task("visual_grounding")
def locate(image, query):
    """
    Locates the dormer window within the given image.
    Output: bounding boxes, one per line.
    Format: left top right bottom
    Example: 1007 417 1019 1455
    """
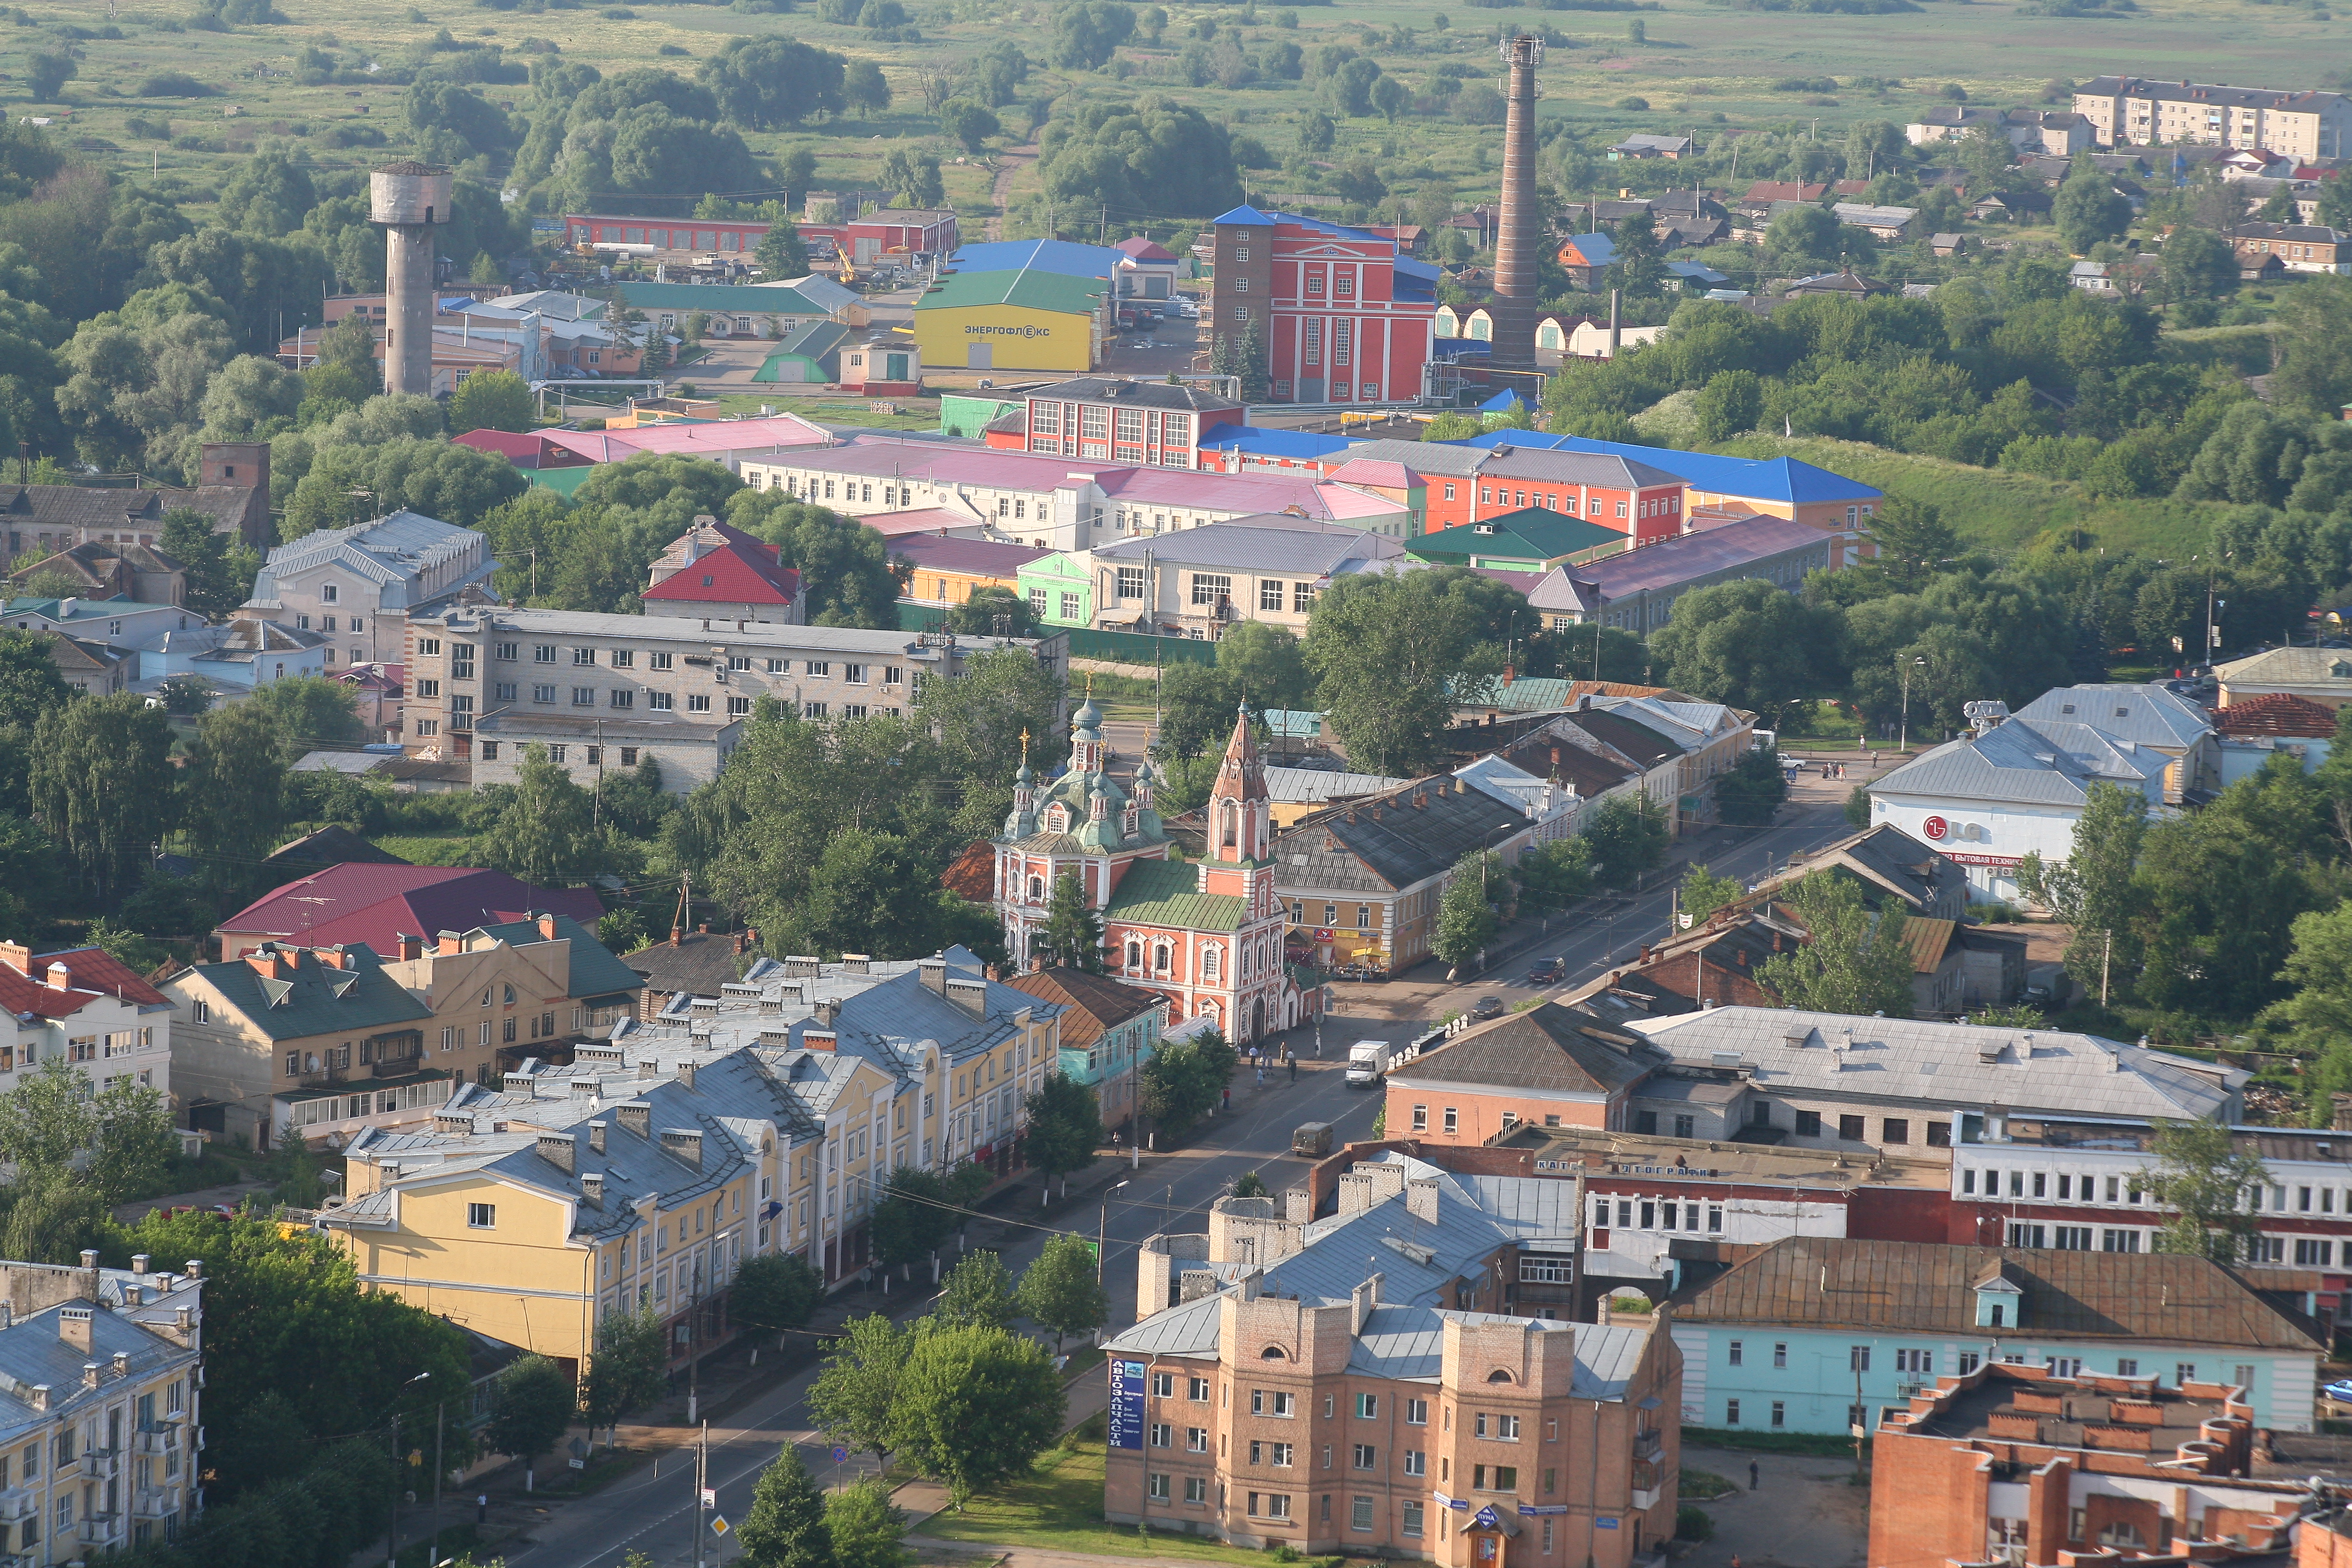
1973 1265 2022 1328
322 584 339 605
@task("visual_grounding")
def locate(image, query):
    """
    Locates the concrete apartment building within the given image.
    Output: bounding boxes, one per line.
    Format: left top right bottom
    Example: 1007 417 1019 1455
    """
242 510 494 672
1108 1157 1677 1564
161 914 644 1150
0 1255 206 1560
1080 519 1406 636
2075 76 2352 156
400 604 1066 791
0 943 173 1101
0 443 272 558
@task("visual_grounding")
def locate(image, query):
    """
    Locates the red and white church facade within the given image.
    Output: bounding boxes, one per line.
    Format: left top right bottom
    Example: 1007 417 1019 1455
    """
993 699 1307 1043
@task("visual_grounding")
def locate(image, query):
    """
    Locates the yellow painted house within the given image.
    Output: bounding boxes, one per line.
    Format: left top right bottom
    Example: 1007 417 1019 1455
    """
912 267 1108 373
321 950 1065 1374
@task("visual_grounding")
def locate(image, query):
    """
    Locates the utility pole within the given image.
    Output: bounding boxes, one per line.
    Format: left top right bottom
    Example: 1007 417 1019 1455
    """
429 1399 446 1565
2101 928 2112 1008
694 1421 711 1568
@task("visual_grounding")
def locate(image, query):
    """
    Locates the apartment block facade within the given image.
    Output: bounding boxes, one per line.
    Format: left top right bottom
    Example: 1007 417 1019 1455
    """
0 944 173 1104
401 605 1066 790
2074 76 2352 156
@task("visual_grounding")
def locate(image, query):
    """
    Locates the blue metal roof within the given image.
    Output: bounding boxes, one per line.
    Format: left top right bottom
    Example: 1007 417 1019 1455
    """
1667 260 1731 285
1444 432 1881 503
1210 204 1278 227
1199 426 1358 460
1480 388 1535 414
943 239 1122 278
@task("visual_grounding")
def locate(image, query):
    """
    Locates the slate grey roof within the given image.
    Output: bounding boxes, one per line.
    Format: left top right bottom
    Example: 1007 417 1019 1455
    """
1027 377 1245 413
1872 716 2160 809
0 1298 202 1446
1091 521 1402 575
2008 682 2212 753
1625 1005 2240 1122
190 943 435 1042
472 913 646 1003
247 509 490 615
1390 1003 1667 1096
1275 776 1534 896
1262 766 1409 804
1332 439 1490 478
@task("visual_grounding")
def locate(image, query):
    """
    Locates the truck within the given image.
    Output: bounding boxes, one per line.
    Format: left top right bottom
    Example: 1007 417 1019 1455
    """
1291 1121 1333 1159
1344 1038 1394 1087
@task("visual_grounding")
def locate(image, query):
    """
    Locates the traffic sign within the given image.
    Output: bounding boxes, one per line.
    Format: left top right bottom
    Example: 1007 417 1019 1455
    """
831 1447 849 1464
701 1488 717 1507
712 1515 731 1536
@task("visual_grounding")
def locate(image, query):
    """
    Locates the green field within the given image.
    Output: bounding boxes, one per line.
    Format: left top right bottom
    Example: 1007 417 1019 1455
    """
368 832 475 866
914 1445 1275 1563
12 0 2349 245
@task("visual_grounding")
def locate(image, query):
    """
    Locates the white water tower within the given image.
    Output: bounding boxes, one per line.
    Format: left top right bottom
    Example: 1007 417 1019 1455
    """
370 160 454 398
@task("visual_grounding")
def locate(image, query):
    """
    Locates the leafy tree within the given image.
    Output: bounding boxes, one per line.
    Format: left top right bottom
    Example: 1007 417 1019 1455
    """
26 52 75 101
739 1443 831 1568
891 1323 1065 1508
2015 780 2148 993
845 60 893 117
473 743 606 887
1691 369 1763 443
696 37 848 127
755 218 811 281
1678 863 1744 924
0 1057 173 1202
1432 850 1504 971
1863 498 1961 590
880 148 945 208
1647 578 1830 728
449 369 535 434
0 625 69 729
1037 95 1241 219
1371 75 1411 122
487 1354 577 1481
2054 160 2132 255
1843 783 1872 828
2159 227 2237 304
1233 1170 1268 1199
1516 835 1593 913
1215 621 1314 710
1038 871 1105 971
1306 568 1500 775
915 645 1065 784
181 699 288 881
935 1248 1018 1329
243 674 364 760
1755 871 1914 1017
1762 205 1840 275
939 99 1001 154
827 1475 911 1568
1048 1 1135 68
144 227 335 358
1328 56 1382 117
809 1312 913 1465
728 490 911 627
1581 794 1668 890
1016 1230 1108 1354
30 694 176 901
159 505 251 619
972 41 1030 106
1138 1027 1234 1136
2 1167 110 1265
2271 275 2352 415
1021 1073 1103 1197
580 1309 667 1446
2144 1118 2267 1265
947 585 1037 638
870 1166 958 1272
731 1252 825 1334
1713 746 1789 827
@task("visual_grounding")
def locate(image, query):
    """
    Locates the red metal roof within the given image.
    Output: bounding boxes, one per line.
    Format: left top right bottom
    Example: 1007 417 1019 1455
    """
2215 691 2338 739
642 539 802 607
0 946 169 1018
215 865 604 953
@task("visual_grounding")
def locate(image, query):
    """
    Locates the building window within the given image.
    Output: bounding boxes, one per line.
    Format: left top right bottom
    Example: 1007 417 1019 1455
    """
1191 573 1233 607
1402 1502 1425 1538
1882 1118 1910 1144
467 1203 496 1229
1185 1476 1208 1503
1770 1401 1785 1429
1350 1496 1374 1532
1839 1114 1865 1140
1147 1472 1170 1501
1443 1107 1458 1133
1472 1465 1517 1492
1352 1445 1375 1469
1728 1340 1743 1367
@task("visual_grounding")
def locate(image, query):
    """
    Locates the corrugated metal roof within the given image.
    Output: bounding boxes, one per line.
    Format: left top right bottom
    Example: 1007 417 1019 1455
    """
1626 1005 2238 1122
2010 683 2212 752
1872 717 2160 809
1263 766 1408 803
1105 857 1247 933
1093 522 1401 575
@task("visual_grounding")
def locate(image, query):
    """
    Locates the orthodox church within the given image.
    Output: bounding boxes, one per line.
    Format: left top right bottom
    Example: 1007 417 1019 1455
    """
994 696 1304 1042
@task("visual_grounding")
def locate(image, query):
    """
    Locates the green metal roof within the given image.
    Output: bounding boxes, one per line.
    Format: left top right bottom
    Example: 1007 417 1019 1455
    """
916 267 1109 315
1105 856 1247 933
1020 551 1091 586
1406 507 1626 566
193 947 435 1043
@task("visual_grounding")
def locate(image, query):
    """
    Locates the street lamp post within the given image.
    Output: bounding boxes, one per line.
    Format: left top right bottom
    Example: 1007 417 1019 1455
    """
386 1370 430 1568
1898 654 1927 753
1098 1180 1129 1283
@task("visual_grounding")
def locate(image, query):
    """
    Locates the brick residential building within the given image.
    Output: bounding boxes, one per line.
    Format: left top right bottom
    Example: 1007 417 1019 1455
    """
1205 206 1440 406
640 516 807 626
1110 1157 1677 1564
1016 378 1247 470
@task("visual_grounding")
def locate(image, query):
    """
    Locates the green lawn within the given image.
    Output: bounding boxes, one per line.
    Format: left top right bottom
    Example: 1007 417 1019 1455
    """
915 1447 1272 1565
369 834 475 868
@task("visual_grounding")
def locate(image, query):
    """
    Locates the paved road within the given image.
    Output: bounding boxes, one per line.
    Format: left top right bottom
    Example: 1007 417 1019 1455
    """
491 792 1860 1566
498 1042 1391 1568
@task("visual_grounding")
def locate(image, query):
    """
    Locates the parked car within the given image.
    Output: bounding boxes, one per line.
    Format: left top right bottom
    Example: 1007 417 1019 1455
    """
1468 995 1504 1020
1526 956 1564 985
2325 1378 2352 1405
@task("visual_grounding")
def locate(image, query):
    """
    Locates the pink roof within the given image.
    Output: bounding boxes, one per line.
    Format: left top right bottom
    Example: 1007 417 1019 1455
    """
643 539 802 607
860 507 996 538
1115 237 1178 263
1324 458 1418 489
538 415 832 465
1314 484 1405 520
0 946 169 1019
888 535 1049 575
216 865 605 953
453 429 549 460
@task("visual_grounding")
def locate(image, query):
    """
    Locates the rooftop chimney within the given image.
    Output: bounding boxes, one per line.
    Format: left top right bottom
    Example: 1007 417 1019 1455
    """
537 1131 576 1174
130 1255 149 1276
661 1128 705 1169
396 933 424 961
580 1173 604 1208
45 960 71 991
537 911 559 941
617 1102 652 1139
589 1122 607 1154
437 930 463 955
944 977 989 1018
676 1061 696 1091
59 1306 92 1354
917 957 947 995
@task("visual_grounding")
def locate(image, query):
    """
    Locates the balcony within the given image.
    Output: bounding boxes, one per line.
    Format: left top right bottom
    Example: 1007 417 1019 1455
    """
0 1488 34 1523
131 1487 178 1520
134 1427 179 1455
1632 1430 1663 1464
1630 1485 1662 1511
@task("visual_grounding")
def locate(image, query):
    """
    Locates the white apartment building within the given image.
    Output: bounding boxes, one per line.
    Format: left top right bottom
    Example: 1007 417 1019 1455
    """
0 943 174 1106
242 510 495 671
401 605 1067 792
2075 75 2352 157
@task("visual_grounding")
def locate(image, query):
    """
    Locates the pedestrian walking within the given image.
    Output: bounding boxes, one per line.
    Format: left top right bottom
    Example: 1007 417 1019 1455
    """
1222 1087 1231 1110
1288 1058 1297 1083
1749 1459 1760 1490
477 1495 489 1525
1256 1066 1265 1085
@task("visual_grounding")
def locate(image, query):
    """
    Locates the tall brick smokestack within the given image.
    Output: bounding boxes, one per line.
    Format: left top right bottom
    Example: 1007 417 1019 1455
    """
1489 33 1544 373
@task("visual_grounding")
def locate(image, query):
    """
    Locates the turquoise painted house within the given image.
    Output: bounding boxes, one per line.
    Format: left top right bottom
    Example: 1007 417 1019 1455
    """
1668 1237 2325 1437
1006 967 1168 1135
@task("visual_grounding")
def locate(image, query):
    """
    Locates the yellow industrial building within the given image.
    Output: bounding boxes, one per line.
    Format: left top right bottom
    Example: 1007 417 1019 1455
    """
913 267 1109 373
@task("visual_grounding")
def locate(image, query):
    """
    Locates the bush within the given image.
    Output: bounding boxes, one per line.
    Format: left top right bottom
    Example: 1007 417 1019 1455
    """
1676 1504 1715 1542
139 70 214 95
1615 94 1649 109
